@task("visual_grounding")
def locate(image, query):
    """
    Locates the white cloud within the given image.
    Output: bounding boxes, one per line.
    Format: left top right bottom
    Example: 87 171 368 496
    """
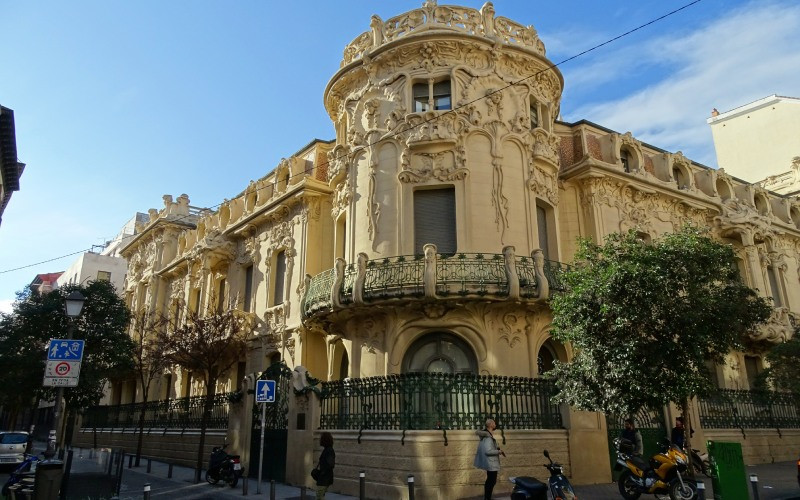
562 1 800 167
0 299 14 315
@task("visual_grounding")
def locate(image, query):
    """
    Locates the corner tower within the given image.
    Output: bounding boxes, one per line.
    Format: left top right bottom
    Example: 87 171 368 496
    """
323 0 563 260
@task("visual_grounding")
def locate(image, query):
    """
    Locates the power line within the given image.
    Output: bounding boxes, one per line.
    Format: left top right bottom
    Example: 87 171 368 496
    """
0 0 702 276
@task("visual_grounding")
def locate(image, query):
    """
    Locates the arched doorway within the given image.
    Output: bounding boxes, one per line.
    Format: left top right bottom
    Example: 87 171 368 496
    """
402 332 477 374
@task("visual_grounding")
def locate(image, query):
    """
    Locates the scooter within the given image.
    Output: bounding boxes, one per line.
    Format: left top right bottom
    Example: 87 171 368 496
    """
509 450 577 500
206 444 243 488
1 454 41 497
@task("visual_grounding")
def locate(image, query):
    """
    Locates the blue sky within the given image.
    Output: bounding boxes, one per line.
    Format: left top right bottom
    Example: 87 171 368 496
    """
2 0 799 310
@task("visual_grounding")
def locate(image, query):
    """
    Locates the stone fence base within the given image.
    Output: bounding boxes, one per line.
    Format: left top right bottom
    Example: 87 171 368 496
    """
704 428 800 464
294 429 569 500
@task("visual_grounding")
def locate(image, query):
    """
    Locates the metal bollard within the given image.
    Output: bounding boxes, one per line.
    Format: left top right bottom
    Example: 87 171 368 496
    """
107 450 115 475
89 448 93 459
128 453 134 468
359 470 366 500
270 479 276 500
143 483 151 500
750 474 760 500
407 474 415 500
242 476 248 495
147 458 152 473
168 463 173 478
696 480 705 500
300 485 306 500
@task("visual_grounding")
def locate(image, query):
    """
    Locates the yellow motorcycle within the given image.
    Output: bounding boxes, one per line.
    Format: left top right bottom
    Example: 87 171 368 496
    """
613 437 697 500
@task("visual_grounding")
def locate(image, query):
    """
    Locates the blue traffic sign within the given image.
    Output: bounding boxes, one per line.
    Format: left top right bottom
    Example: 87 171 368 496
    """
256 380 276 403
47 339 85 361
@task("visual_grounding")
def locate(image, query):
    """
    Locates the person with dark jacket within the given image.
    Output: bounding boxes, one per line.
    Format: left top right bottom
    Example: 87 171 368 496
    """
620 418 643 456
671 416 688 449
315 432 335 499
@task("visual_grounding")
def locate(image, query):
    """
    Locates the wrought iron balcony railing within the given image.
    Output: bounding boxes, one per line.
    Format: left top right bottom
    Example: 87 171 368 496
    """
303 245 568 318
698 389 800 430
81 392 235 431
318 372 562 431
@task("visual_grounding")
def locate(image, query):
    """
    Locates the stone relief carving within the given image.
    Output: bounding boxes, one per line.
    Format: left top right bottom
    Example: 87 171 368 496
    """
491 157 510 243
497 311 525 348
398 150 468 183
528 162 559 205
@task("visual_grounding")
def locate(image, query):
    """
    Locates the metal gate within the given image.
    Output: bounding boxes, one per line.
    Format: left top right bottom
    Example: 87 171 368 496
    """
249 362 291 481
607 408 667 481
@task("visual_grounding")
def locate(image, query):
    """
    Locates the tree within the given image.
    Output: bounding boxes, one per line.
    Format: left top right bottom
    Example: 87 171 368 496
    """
0 281 134 440
129 311 171 466
755 332 800 396
157 303 253 482
548 226 771 419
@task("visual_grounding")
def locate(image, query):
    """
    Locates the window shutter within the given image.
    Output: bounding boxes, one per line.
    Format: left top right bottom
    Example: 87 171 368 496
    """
414 188 456 254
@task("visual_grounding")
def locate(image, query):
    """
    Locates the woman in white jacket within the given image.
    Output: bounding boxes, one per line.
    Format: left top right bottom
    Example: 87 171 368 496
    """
473 418 505 499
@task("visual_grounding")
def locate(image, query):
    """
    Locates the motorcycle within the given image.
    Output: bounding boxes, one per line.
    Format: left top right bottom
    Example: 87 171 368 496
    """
689 448 711 478
509 450 577 500
1 454 41 497
614 437 697 500
206 444 242 488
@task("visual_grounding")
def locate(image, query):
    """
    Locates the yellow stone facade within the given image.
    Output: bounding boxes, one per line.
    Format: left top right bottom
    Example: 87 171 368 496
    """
105 2 799 498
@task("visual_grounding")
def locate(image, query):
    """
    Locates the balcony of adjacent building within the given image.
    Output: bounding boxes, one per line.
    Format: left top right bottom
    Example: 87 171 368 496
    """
302 244 568 319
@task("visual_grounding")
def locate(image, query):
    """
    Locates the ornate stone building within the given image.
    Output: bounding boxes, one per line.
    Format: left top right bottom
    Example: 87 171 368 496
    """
81 3 799 498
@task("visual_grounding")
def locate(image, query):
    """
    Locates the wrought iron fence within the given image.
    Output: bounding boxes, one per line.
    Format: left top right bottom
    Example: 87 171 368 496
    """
304 267 336 315
436 253 507 297
81 392 235 430
543 259 568 292
515 255 539 299
363 254 425 300
318 373 562 431
698 389 800 429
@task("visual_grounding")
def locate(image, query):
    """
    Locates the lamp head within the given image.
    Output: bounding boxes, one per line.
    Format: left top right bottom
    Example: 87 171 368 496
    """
64 290 86 318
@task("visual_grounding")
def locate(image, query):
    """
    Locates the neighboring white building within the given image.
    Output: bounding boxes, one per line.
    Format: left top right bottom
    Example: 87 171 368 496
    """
708 95 800 185
56 213 147 294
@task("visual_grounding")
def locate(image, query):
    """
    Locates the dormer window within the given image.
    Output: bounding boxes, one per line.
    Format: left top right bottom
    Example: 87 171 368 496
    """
621 150 631 173
413 80 451 112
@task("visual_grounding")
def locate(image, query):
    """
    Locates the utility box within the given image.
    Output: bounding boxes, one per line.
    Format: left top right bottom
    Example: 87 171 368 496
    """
33 459 64 500
707 440 748 500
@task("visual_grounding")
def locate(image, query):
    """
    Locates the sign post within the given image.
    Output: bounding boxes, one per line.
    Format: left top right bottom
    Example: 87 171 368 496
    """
255 379 275 494
43 339 85 387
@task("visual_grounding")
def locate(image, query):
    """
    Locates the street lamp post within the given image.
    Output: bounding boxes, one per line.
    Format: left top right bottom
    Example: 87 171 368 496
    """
43 290 86 460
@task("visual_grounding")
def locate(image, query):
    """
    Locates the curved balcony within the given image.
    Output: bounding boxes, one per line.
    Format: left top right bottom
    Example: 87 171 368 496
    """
302 245 566 318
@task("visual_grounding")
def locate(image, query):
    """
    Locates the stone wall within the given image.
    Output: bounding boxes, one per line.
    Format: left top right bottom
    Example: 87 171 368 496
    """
71 429 226 469
300 429 569 500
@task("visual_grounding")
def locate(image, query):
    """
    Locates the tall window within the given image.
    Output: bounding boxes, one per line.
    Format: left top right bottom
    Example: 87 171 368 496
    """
192 289 201 313
536 204 550 261
744 356 761 389
243 265 254 313
216 278 226 313
413 80 451 112
530 101 539 129
414 188 456 254
273 250 286 306
767 266 783 307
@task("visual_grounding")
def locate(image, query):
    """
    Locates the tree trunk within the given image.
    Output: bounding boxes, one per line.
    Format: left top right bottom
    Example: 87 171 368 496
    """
683 397 696 478
135 388 149 467
194 380 216 483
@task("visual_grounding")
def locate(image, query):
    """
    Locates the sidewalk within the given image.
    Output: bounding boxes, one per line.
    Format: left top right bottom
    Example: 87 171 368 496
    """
64 447 357 500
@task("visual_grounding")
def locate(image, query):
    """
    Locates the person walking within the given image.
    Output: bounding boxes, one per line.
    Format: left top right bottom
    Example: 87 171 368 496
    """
474 418 505 500
314 432 335 500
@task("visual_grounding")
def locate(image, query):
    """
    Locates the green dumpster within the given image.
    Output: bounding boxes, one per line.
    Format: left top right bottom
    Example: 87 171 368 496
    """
707 440 748 500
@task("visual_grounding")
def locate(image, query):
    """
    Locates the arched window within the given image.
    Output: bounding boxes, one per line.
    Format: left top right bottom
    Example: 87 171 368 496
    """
621 149 631 173
537 339 560 376
339 350 349 380
402 332 477 374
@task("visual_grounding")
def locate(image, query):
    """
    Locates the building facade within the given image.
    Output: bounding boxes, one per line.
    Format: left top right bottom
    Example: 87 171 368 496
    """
78 3 800 498
0 105 25 227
